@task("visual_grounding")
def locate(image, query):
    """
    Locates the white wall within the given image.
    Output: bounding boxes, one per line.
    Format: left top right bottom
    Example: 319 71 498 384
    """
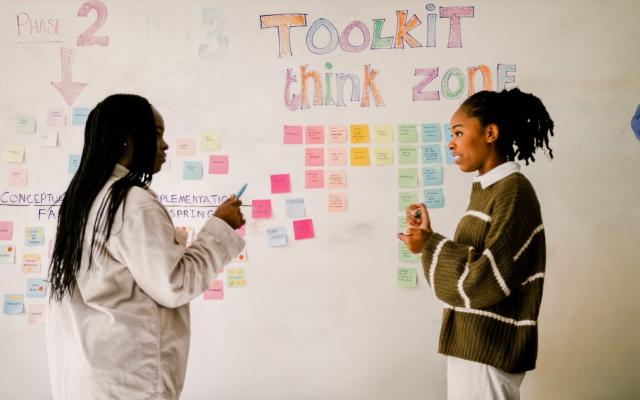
0 1 638 399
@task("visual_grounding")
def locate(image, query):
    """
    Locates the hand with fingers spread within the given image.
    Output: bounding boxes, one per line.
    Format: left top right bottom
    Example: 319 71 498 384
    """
397 203 432 253
214 195 246 229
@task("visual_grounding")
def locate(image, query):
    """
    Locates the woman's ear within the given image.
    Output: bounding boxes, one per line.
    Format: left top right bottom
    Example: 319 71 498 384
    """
485 123 500 144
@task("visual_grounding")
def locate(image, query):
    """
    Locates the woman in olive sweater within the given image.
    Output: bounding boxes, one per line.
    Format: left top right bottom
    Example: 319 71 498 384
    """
398 88 554 400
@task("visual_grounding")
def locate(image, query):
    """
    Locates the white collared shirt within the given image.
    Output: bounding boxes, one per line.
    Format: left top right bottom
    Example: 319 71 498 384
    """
473 161 521 189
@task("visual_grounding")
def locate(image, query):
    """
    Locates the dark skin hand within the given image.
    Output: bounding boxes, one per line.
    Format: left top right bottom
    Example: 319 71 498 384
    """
397 203 432 253
214 195 245 229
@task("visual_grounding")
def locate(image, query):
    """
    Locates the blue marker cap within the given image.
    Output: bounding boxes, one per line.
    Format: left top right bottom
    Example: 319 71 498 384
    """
236 183 248 199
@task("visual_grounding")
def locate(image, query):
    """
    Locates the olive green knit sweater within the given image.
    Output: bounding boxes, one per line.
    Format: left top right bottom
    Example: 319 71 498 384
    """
421 171 545 373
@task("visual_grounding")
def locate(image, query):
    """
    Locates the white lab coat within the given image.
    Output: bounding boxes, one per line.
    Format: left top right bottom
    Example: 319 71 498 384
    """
46 164 245 400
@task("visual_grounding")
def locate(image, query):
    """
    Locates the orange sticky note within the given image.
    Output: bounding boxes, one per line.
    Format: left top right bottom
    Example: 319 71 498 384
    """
349 124 369 143
305 170 324 189
327 170 347 189
328 125 348 144
305 148 324 166
176 138 196 157
327 193 347 212
327 148 347 166
350 147 370 166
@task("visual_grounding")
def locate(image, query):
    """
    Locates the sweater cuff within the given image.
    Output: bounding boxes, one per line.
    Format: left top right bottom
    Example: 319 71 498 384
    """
423 232 447 258
200 217 246 260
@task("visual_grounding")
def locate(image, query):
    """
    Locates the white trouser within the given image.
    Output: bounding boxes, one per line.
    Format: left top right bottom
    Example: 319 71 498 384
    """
447 356 526 400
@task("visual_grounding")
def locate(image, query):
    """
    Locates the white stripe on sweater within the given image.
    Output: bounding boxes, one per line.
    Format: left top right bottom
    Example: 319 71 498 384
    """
484 249 511 297
457 247 473 308
464 210 491 223
444 305 537 327
430 238 449 289
513 224 544 261
521 272 545 286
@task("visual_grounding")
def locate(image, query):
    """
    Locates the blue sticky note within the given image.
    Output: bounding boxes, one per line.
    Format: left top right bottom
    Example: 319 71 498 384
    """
632 104 640 140
266 227 287 247
443 124 454 164
285 198 306 218
26 279 47 298
424 188 445 209
421 123 441 143
72 107 90 126
183 161 203 180
421 144 442 164
3 294 24 314
423 166 443 186
68 155 81 174
25 227 45 246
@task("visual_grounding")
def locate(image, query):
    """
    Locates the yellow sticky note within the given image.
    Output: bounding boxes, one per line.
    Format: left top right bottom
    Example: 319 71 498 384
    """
21 253 41 273
373 124 393 143
3 144 25 163
201 132 221 151
227 267 247 288
374 147 393 166
350 147 370 166
349 124 370 144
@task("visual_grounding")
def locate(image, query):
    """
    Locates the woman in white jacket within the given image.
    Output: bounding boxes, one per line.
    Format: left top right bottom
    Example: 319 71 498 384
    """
46 94 246 400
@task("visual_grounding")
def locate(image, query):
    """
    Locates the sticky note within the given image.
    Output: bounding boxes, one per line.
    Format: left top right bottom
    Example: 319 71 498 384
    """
68 155 81 174
398 123 418 143
293 219 314 240
183 161 203 180
397 267 418 288
328 125 348 144
305 170 324 189
271 174 291 194
327 193 347 212
374 147 393 166
350 124 369 143
201 132 221 151
176 138 196 157
421 123 442 142
399 192 419 212
399 168 418 188
327 148 347 166
251 200 272 219
399 242 419 262
8 167 28 187
25 227 45 246
72 107 90 126
327 170 347 189
398 216 408 232
443 124 454 164
285 198 306 218
28 304 46 324
227 268 247 288
233 247 247 262
398 146 417 165
305 125 324 144
203 280 224 300
26 279 47 298
423 166 443 186
3 144 25 163
208 155 229 174
17 114 36 133
0 222 12 240
424 188 445 209
350 147 370 166
283 125 303 144
422 144 442 164
47 108 66 127
373 124 393 143
0 244 15 264
3 294 24 315
266 227 287 247
305 148 324 166
21 253 41 273
38 129 58 147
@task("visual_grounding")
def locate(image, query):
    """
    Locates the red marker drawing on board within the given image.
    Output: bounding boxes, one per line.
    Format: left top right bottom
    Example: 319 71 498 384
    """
51 47 87 106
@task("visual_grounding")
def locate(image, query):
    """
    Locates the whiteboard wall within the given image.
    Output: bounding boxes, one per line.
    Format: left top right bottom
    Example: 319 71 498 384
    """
1 1 639 399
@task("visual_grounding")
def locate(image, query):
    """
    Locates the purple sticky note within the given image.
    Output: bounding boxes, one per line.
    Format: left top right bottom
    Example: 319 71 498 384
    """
251 200 272 219
270 174 291 194
293 219 314 240
283 125 303 144
0 222 12 240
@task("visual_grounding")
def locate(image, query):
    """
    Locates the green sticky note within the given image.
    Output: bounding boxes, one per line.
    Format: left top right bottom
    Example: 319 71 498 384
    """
398 216 407 232
398 146 418 165
397 267 418 288
398 168 418 188
398 123 418 143
399 242 418 262
17 115 36 134
183 161 203 180
399 191 418 212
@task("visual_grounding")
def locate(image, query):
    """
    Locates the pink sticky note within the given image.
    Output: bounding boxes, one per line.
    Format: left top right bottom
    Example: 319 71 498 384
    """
270 174 291 194
283 125 303 144
208 155 229 174
203 280 224 300
176 138 196 156
328 125 348 144
305 170 324 189
305 125 324 144
0 221 13 240
327 148 347 166
252 200 272 218
328 193 347 212
8 167 28 187
327 170 347 189
305 148 324 167
293 219 315 240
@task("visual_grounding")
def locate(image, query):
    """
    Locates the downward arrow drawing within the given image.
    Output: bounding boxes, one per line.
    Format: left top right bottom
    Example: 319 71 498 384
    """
51 47 87 106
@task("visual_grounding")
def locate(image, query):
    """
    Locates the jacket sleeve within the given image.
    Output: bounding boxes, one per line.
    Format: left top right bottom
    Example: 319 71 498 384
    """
112 203 245 308
421 180 544 309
